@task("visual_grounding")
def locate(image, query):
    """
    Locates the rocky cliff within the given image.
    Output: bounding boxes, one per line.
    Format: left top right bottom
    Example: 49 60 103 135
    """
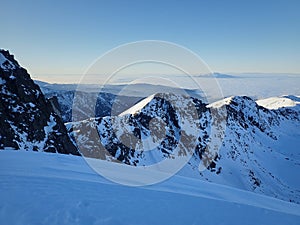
0 49 79 155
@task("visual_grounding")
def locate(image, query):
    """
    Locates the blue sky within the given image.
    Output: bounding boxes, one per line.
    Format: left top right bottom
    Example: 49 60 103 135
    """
1 0 300 80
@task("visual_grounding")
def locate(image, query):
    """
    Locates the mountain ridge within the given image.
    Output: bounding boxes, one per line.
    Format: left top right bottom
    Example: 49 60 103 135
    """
0 49 79 155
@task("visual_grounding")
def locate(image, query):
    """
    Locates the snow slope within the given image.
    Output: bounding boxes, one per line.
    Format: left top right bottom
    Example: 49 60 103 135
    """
256 95 300 110
0 150 299 225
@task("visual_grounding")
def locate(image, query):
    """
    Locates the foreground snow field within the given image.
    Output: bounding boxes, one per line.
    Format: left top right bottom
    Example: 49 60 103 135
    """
0 150 299 225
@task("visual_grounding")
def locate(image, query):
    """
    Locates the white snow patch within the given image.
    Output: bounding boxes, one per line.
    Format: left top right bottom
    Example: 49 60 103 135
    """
257 97 299 109
207 96 233 108
0 53 7 65
28 102 36 108
119 94 155 116
0 77 6 85
11 105 24 113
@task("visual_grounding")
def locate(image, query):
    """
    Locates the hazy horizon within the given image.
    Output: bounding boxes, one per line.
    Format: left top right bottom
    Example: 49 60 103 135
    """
1 0 300 80
31 72 300 83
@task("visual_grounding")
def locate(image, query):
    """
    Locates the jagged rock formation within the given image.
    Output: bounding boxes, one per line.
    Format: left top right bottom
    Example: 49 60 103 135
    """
0 49 79 155
68 93 212 165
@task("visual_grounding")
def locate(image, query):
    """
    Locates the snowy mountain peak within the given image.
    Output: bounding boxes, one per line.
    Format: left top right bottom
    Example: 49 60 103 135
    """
119 94 156 116
257 95 300 110
69 92 208 163
208 96 257 109
119 92 206 126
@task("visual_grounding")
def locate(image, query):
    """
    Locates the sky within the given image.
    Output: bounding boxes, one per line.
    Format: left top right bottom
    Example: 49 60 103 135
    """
1 0 300 82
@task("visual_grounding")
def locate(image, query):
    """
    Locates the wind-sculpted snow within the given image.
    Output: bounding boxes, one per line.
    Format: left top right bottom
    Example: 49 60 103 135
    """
1 150 300 225
68 93 300 203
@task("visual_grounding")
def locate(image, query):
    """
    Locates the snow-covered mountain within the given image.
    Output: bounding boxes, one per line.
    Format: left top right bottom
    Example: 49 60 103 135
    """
68 92 300 203
68 93 210 163
196 95 300 202
0 49 79 155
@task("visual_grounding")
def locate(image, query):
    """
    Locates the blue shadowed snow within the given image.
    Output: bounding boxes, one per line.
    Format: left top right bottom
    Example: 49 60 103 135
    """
0 150 299 225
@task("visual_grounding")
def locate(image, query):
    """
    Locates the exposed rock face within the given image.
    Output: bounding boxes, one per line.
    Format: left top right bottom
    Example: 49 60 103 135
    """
0 49 79 155
68 93 211 165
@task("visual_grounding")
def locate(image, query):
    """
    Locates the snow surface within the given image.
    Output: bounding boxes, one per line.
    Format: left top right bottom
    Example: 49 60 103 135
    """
0 150 299 225
119 94 155 116
207 96 233 108
0 53 7 65
0 77 6 85
257 96 300 110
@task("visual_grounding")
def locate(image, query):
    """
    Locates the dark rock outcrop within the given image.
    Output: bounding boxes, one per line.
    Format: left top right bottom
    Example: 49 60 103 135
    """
0 49 79 155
